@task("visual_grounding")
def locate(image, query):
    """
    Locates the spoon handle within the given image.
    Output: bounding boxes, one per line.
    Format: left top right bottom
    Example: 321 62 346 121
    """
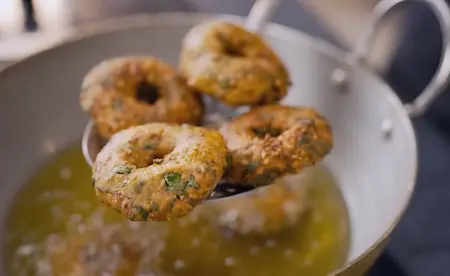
246 0 281 33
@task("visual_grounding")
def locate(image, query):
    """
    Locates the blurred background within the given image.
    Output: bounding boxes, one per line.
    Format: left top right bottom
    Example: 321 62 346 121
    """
1 0 450 275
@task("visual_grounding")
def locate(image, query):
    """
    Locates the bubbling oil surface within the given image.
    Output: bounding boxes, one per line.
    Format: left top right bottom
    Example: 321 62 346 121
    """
3 143 350 276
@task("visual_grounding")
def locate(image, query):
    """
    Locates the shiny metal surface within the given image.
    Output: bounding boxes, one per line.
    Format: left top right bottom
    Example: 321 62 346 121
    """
0 7 443 275
352 0 450 118
254 0 450 118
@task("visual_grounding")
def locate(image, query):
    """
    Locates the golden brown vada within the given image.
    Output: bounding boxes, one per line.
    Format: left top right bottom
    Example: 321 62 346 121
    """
220 105 333 186
92 123 228 221
179 20 291 106
80 56 204 138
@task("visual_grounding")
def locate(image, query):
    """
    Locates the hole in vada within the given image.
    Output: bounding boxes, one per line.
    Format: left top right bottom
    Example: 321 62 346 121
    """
135 81 160 104
142 148 173 167
217 33 245 58
130 143 174 168
134 151 172 168
224 46 245 58
251 126 283 138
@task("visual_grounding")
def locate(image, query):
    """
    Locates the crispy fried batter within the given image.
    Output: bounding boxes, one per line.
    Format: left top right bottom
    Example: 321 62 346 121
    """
179 20 291 106
80 56 203 138
220 105 333 186
93 123 228 221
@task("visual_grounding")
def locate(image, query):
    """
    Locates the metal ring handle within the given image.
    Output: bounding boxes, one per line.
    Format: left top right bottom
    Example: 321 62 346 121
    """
353 0 450 118
246 0 282 32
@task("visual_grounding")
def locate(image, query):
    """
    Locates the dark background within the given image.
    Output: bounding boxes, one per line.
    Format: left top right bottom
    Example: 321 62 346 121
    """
7 0 450 275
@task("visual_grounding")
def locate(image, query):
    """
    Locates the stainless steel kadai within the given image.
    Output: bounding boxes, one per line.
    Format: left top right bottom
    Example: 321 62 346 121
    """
0 0 449 274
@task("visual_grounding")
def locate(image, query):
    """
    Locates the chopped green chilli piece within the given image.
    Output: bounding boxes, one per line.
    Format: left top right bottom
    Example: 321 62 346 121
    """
164 172 181 187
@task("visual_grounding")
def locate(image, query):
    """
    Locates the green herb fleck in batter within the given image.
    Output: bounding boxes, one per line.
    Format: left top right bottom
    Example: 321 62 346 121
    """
164 172 181 187
112 98 122 110
113 165 132 174
138 206 149 219
164 172 186 195
247 161 259 172
298 133 311 146
185 175 200 190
